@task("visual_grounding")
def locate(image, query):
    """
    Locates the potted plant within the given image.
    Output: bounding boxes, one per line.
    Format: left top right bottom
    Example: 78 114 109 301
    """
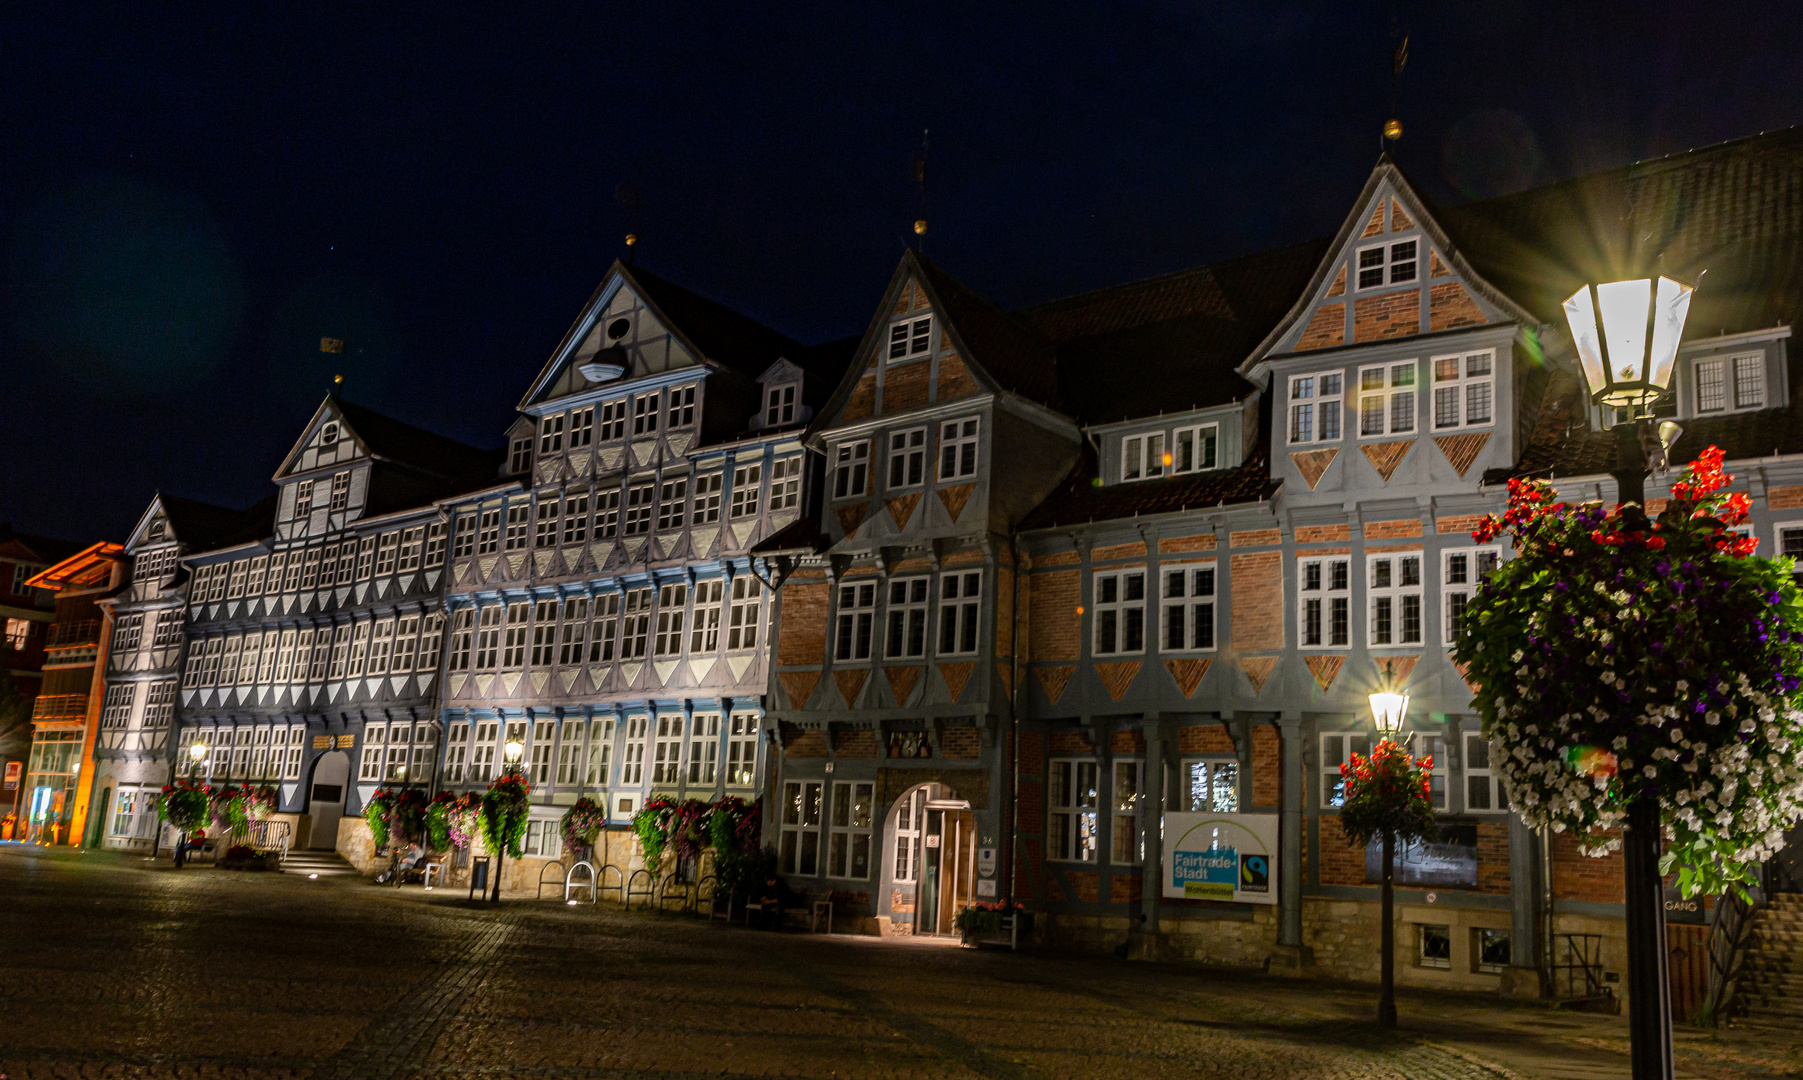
560 797 607 863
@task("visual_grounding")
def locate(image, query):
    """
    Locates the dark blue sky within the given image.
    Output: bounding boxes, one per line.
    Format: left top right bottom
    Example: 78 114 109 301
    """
5 3 1802 542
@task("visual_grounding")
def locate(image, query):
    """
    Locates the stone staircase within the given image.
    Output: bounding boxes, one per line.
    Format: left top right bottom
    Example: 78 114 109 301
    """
1733 892 1803 1032
280 849 360 878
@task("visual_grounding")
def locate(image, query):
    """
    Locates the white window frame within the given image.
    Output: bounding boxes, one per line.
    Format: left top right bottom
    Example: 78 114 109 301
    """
1287 371 1344 445
832 441 869 500
770 457 802 511
623 482 655 536
444 722 469 783
1367 551 1424 647
727 577 762 652
1412 731 1451 812
585 716 615 786
1320 731 1372 808
938 417 980 481
887 315 933 363
1159 562 1216 652
1357 360 1418 438
693 473 722 525
530 599 557 668
937 569 982 657
1431 350 1496 431
1121 431 1166 482
1355 238 1419 290
562 494 590 545
620 588 651 660
780 780 823 874
1182 757 1240 813
502 601 529 670
685 712 719 786
887 427 927 490
621 714 649 786
522 817 562 858
557 720 584 786
1092 568 1146 656
726 713 759 786
654 583 687 656
656 477 688 532
765 382 797 427
1442 546 1501 647
529 720 554 787
834 580 877 662
1298 554 1351 649
1172 423 1218 473
1693 351 1765 414
883 576 930 660
689 579 723 653
538 412 564 455
730 462 762 518
1463 731 1507 813
470 721 498 783
1047 758 1099 863
827 780 874 879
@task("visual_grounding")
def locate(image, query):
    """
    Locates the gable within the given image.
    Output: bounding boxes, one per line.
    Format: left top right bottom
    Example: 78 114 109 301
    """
528 274 700 407
1244 161 1537 380
128 497 173 550
273 398 368 481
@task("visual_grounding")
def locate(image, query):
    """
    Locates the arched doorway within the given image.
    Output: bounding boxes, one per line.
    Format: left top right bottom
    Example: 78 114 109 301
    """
305 751 350 850
879 783 976 936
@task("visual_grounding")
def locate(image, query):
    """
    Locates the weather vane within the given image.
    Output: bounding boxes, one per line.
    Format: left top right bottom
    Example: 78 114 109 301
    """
910 128 929 251
1384 27 1408 146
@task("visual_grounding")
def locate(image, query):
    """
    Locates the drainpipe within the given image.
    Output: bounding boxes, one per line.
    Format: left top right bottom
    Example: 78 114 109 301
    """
1006 530 1023 910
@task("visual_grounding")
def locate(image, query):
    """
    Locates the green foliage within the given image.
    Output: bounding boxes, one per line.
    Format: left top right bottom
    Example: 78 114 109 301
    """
479 773 531 859
363 788 395 849
714 845 777 898
158 782 209 832
1455 449 1803 899
1337 738 1438 850
560 796 607 853
632 797 675 875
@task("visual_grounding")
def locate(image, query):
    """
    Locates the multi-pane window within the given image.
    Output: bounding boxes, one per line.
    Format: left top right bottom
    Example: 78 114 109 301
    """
666 385 696 428
726 713 759 786
770 457 802 510
244 556 267 595
1415 733 1450 810
152 610 180 647
1779 525 1803 588
530 720 554 786
143 681 175 728
620 588 652 659
939 570 982 656
354 537 376 580
226 562 248 598
559 495 589 545
623 483 655 535
478 509 502 555
1695 352 1764 413
1121 432 1166 481
594 489 620 539
558 599 588 665
939 417 980 481
397 527 425 572
1093 569 1145 655
300 548 321 590
599 399 627 441
534 499 558 548
780 780 823 875
1465 732 1506 812
220 637 243 686
448 609 475 671
502 602 530 669
530 599 558 667
654 584 687 656
452 515 476 558
686 713 719 785
373 533 399 576
209 563 231 601
556 719 584 786
1358 361 1417 437
539 413 565 454
240 633 265 684
892 788 925 884
1321 731 1372 807
1288 371 1343 444
689 580 723 653
693 473 722 525
632 393 659 436
470 721 498 783
657 478 688 531
504 505 530 551
420 614 444 672
330 471 350 511
1298 555 1351 648
475 605 503 669
307 629 330 681
727 577 762 651
346 621 371 677
1419 925 1452 969
273 629 298 681
1368 553 1423 646
1160 564 1216 651
359 724 386 781
425 522 447 568
731 463 761 518
887 428 927 489
1048 759 1099 862
585 717 615 786
1431 350 1495 430
832 441 869 500
1112 760 1143 865
391 615 419 673
883 577 930 659
888 315 933 362
828 781 874 879
1173 424 1218 473
620 715 649 786
363 619 392 675
589 593 620 663
1442 547 1501 646
100 685 134 729
1356 239 1418 289
113 615 144 652
765 383 796 427
318 544 339 587
510 436 532 474
1185 759 1240 812
654 714 686 784
294 480 314 519
569 406 594 449
834 581 877 662
338 541 358 584
521 819 561 858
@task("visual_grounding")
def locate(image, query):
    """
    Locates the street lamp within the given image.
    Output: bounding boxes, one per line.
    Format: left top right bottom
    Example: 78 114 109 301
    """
1367 683 1409 1030
1564 274 1695 1080
1367 690 1408 738
490 737 525 903
188 740 208 779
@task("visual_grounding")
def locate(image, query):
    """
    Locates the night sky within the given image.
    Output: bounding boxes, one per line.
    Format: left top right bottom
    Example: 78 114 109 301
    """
5 4 1801 544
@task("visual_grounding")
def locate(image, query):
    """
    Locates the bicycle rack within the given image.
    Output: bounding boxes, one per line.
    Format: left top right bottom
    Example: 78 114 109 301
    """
693 873 719 916
565 860 598 904
625 868 655 909
658 874 691 911
536 860 568 900
596 863 624 905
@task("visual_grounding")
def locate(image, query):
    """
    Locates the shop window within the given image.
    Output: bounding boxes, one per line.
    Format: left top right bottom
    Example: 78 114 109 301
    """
1418 924 1452 969
1048 759 1098 862
1475 928 1511 974
1184 759 1239 812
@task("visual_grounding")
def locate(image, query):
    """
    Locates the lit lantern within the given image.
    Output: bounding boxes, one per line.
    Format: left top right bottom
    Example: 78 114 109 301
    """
1562 276 1695 410
1368 690 1409 737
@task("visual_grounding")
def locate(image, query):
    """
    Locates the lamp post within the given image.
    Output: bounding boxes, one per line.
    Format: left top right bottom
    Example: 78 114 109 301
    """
1564 275 1694 1080
176 741 208 869
489 737 524 903
1367 686 1408 1030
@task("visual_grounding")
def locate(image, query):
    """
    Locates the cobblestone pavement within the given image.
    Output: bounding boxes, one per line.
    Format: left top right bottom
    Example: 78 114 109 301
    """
0 844 1796 1080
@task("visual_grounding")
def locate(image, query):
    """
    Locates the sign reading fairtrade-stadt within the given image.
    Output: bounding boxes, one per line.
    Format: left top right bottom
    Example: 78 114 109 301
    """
1162 812 1278 904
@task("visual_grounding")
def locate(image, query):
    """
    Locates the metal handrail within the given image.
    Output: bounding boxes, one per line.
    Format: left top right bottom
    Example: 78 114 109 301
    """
1700 885 1763 1025
1552 933 1610 1000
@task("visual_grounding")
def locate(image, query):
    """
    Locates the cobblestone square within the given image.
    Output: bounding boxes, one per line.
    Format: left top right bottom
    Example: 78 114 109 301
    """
1 845 1795 1080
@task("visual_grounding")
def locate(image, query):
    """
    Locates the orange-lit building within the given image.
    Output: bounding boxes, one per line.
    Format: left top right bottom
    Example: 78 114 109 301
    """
1 524 82 835
20 543 129 846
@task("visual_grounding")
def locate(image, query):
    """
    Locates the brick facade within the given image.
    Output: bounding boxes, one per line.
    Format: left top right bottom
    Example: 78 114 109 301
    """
776 582 829 666
1028 570 1080 662
1353 289 1420 341
1229 551 1284 651
1251 723 1280 807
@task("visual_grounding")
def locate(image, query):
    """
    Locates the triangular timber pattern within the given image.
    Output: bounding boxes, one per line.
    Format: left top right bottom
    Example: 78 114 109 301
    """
1035 666 1075 705
939 662 976 703
1374 655 1420 687
835 668 869 707
1239 657 1279 695
779 671 820 711
834 504 869 534
1361 440 1413 483
937 483 976 522
1434 432 1491 479
1389 198 1414 231
884 665 922 706
887 494 922 530
1305 655 1345 692
1290 449 1339 491
1164 658 1209 698
1095 661 1140 702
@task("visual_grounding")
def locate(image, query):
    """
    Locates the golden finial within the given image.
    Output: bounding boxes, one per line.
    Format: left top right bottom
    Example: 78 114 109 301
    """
1384 118 1403 142
913 220 928 236
625 233 638 247
333 374 343 386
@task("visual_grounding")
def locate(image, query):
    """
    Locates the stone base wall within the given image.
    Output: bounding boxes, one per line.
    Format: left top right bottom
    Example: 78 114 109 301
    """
1160 907 1279 967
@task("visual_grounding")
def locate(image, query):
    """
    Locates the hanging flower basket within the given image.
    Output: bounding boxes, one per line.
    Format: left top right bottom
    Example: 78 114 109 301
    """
158 781 210 833
1337 740 1438 850
560 796 607 860
479 773 532 859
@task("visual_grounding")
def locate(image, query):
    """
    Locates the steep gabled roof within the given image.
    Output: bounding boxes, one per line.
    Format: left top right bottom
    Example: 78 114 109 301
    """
626 265 803 378
910 253 1060 405
158 493 277 553
333 399 497 480
1018 446 1277 531
0 524 84 567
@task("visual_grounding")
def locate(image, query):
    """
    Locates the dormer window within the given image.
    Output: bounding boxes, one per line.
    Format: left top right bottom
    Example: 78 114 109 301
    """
1356 240 1417 289
1122 433 1166 481
1288 372 1343 444
888 316 933 363
667 385 697 428
1694 352 1764 413
509 437 532 474
766 383 797 427
321 422 339 446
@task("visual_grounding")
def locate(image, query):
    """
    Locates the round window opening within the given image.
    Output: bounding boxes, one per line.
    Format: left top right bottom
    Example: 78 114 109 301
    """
607 317 631 341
